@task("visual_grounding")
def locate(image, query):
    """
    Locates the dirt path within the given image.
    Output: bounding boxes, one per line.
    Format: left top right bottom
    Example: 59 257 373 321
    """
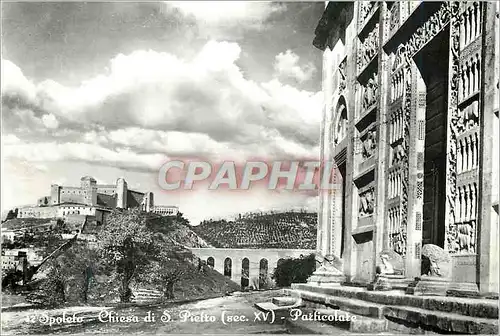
2 291 289 335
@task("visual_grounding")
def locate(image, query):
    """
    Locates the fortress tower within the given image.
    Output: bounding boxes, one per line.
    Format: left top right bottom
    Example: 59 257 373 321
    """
116 178 128 209
50 184 60 205
80 176 97 206
142 192 154 212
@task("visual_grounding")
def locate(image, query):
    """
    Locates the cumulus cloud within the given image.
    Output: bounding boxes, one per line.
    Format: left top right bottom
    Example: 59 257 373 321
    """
274 50 316 83
2 139 167 172
41 114 59 129
1 40 322 172
1 59 37 102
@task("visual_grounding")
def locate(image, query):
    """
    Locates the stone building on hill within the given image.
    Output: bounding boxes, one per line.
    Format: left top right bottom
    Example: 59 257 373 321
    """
308 1 498 296
17 176 178 222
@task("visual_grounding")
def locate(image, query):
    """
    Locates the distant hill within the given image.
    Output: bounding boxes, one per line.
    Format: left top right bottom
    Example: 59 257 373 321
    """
191 210 317 249
1 217 54 230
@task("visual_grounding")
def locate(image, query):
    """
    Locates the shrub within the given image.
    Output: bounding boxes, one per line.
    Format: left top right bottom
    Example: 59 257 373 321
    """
271 254 316 287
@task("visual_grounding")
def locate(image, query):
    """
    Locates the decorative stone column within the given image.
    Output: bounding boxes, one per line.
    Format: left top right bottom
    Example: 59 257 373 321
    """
477 1 500 295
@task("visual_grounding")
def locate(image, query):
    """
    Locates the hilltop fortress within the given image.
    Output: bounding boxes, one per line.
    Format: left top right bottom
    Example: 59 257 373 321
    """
17 176 178 223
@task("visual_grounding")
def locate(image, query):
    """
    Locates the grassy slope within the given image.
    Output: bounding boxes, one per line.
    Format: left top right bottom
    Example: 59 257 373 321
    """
142 214 240 299
5 213 239 305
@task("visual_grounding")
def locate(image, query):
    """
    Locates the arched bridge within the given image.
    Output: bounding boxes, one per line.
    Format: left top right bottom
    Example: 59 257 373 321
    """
189 248 315 290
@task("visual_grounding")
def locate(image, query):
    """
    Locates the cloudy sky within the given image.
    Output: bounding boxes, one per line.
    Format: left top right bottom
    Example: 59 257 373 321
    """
1 2 325 224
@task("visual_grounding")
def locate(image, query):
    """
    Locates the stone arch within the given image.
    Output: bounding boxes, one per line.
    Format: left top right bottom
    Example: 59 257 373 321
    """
333 95 348 145
224 257 232 278
207 257 215 268
259 258 269 289
241 258 249 289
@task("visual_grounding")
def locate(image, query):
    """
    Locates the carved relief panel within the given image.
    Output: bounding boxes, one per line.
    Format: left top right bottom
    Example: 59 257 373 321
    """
447 1 483 255
449 182 478 253
359 1 377 27
360 128 377 160
388 205 405 255
359 187 375 218
333 101 348 146
357 23 379 72
459 2 482 50
361 72 379 112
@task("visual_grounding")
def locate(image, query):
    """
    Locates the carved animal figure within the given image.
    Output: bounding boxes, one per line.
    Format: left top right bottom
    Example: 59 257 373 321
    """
379 255 394 275
421 244 451 278
315 253 343 274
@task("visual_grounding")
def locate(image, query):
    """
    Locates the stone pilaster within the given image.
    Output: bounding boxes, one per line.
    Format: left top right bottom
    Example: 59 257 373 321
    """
405 62 425 279
477 1 499 295
320 46 335 257
342 0 360 283
374 1 389 271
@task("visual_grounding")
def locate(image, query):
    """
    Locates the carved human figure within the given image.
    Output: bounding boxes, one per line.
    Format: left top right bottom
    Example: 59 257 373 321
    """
458 223 472 252
466 100 479 129
363 79 374 109
359 189 374 216
470 220 476 253
457 139 463 173
362 130 376 159
470 183 477 220
392 143 405 165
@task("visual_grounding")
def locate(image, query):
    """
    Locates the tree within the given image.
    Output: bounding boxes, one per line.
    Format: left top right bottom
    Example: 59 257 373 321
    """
2 268 24 292
271 254 316 287
25 241 108 306
137 248 188 300
175 212 190 226
98 208 154 302
5 208 17 221
26 262 66 307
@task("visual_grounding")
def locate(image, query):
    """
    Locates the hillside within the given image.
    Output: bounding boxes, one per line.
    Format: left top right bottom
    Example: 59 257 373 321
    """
5 211 239 306
145 213 214 248
1 217 55 230
191 210 317 249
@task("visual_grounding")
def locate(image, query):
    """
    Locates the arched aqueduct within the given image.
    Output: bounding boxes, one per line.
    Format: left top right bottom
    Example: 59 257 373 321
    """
190 248 315 290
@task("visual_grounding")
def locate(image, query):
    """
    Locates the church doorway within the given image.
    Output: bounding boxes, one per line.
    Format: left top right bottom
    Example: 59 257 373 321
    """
414 28 449 248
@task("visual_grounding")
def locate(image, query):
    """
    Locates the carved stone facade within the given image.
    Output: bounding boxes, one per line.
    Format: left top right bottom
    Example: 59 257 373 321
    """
312 1 499 295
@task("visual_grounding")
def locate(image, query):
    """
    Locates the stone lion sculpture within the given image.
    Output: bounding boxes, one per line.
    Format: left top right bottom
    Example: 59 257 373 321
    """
421 244 451 278
376 249 404 275
315 253 343 274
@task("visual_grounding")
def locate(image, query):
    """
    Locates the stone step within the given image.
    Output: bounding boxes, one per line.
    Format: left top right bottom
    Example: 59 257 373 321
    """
284 315 350 334
134 292 162 297
131 288 163 303
133 289 162 294
254 298 305 314
291 289 385 318
291 283 499 319
284 306 388 334
315 308 387 333
272 296 298 307
383 305 499 334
